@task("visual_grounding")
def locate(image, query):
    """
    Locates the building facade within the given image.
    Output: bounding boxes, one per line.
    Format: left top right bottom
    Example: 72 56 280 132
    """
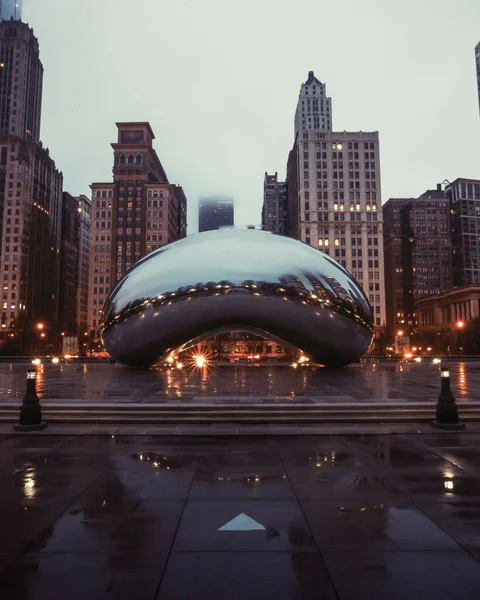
445 178 480 287
0 0 22 21
261 172 287 234
59 192 78 335
417 287 480 353
88 122 187 335
382 186 453 339
476 42 480 114
198 196 234 233
0 19 42 142
286 72 386 329
75 194 90 339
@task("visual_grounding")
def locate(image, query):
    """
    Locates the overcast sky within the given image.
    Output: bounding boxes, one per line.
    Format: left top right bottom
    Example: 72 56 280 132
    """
24 0 480 233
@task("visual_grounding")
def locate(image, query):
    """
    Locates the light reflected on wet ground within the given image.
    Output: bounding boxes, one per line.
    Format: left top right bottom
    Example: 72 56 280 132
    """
0 360 479 403
0 433 479 597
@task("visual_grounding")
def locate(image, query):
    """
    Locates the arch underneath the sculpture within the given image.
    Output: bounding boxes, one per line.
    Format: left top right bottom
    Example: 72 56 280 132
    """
153 325 307 366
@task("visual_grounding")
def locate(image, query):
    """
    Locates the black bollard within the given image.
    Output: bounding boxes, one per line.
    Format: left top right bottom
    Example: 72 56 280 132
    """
13 367 47 431
431 367 465 430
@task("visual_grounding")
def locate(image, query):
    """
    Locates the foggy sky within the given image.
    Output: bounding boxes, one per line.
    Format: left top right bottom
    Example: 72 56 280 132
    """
24 0 480 234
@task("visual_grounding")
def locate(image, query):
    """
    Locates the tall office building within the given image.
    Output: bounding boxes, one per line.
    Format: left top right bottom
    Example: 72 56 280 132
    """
198 196 234 233
88 122 188 334
286 72 386 329
261 172 287 234
59 193 79 335
294 71 332 135
476 42 480 114
0 0 22 21
383 186 453 339
445 178 480 287
0 19 63 353
76 194 91 339
0 19 42 142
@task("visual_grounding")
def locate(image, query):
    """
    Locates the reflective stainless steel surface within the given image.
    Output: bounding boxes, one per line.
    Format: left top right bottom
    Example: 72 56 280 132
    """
101 229 374 367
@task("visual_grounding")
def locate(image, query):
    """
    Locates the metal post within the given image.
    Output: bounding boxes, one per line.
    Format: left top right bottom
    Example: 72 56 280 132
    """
13 367 47 431
431 367 465 430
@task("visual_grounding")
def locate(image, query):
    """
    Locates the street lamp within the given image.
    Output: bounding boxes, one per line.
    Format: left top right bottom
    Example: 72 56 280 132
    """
36 323 44 331
456 321 465 329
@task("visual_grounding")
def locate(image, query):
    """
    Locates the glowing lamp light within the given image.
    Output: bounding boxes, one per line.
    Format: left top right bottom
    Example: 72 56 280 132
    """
36 323 44 330
404 352 413 359
31 358 41 366
176 362 184 370
194 355 207 368
456 321 465 329
433 358 442 365
51 357 60 365
414 357 422 363
441 368 450 379
397 330 404 337
291 362 298 369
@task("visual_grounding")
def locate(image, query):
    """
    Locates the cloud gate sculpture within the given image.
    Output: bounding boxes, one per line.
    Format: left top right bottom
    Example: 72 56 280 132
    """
101 229 374 367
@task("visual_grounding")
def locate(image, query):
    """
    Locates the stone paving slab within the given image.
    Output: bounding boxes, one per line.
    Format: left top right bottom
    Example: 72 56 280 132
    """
0 433 480 598
0 361 479 405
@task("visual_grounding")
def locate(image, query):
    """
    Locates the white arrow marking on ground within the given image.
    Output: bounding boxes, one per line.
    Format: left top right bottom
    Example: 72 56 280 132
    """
218 513 266 531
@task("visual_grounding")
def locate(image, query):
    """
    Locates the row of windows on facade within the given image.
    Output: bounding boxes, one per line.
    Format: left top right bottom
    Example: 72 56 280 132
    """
309 191 378 201
303 142 376 151
305 181 377 191
118 154 143 165
304 212 378 223
305 197 378 210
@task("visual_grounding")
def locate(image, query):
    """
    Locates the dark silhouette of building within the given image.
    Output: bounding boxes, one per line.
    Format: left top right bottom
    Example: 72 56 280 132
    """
383 185 453 339
0 19 42 142
75 194 90 341
262 172 287 234
88 122 188 334
445 178 480 287
0 18 63 354
59 193 78 335
198 196 234 232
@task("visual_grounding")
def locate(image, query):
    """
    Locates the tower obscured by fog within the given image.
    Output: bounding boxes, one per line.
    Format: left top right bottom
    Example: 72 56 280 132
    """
198 196 234 232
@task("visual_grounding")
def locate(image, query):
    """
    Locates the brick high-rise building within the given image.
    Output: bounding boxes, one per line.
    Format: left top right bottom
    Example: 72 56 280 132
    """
286 72 386 330
0 0 22 21
445 178 480 287
383 186 453 339
0 19 63 353
88 122 188 335
198 196 234 233
262 172 287 234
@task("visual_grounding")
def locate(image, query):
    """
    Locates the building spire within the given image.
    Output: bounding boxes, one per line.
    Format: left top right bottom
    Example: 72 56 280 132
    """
0 0 22 21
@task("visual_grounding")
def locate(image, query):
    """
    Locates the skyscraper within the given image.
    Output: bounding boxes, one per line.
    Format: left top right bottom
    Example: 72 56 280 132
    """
198 196 234 233
294 71 332 136
75 194 91 341
0 19 42 142
476 42 480 114
88 122 188 335
445 178 480 287
286 71 386 330
59 193 79 336
0 0 22 21
383 186 453 339
262 172 287 234
0 19 62 353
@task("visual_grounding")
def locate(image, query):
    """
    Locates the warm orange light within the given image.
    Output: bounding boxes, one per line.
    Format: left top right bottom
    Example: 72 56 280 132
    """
456 321 465 329
40 333 45 338
404 352 413 359
397 330 404 337
36 323 44 330
195 355 207 368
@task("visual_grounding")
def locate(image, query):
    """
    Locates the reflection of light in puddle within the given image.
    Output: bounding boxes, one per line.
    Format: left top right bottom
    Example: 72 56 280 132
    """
133 452 184 470
24 475 36 498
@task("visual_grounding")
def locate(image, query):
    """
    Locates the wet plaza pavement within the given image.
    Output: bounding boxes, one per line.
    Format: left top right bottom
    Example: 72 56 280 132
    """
0 360 478 404
1 433 480 598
